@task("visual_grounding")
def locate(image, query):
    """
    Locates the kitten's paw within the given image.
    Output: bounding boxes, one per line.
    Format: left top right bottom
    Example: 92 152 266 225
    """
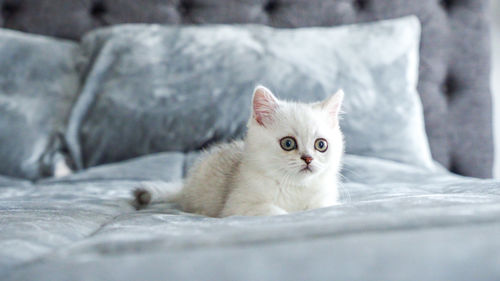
131 188 151 210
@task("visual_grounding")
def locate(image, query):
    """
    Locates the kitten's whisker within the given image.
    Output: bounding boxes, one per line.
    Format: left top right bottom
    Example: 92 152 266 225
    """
340 166 363 179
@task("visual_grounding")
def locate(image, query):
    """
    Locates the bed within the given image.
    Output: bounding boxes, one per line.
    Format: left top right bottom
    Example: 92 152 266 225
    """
0 0 498 280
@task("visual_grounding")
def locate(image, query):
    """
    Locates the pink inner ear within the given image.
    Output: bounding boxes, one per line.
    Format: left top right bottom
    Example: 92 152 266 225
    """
326 101 341 116
323 90 344 117
253 88 278 126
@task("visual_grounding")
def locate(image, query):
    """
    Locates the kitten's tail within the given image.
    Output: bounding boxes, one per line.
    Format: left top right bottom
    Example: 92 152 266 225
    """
131 181 182 209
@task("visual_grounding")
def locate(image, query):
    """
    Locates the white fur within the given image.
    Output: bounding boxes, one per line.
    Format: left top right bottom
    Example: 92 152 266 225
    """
139 86 344 217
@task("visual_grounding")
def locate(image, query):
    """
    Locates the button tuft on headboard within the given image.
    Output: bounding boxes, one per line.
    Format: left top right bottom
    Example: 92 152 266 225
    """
264 0 280 14
178 0 192 17
440 0 453 10
353 0 368 10
442 74 457 101
1 1 20 18
90 2 107 17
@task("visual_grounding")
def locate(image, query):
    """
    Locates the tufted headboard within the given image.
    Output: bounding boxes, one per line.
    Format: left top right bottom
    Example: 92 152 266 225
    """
0 0 493 178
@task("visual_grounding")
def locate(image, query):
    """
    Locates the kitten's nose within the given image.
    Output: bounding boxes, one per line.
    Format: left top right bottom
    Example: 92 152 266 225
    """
301 155 313 165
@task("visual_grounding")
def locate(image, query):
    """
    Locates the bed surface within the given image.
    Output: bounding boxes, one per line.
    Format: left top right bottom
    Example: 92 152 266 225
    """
0 0 496 279
1 154 499 280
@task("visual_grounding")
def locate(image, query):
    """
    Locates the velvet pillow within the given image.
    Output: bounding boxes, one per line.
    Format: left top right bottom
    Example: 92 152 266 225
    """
0 29 81 180
70 16 434 169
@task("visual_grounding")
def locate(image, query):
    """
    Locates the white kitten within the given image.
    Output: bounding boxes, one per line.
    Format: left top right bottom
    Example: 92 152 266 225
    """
133 86 344 217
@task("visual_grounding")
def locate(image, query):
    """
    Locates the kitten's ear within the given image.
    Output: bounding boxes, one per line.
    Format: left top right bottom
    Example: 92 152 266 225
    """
252 85 279 127
321 89 344 118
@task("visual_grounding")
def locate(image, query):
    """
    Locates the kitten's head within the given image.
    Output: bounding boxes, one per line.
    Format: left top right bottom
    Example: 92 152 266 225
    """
245 85 344 183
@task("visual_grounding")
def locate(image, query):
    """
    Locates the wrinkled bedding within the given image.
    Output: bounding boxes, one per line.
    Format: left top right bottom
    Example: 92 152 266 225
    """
1 154 500 280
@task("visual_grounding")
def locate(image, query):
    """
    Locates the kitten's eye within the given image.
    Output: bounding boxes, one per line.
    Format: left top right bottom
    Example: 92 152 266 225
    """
314 138 328 152
280 137 297 151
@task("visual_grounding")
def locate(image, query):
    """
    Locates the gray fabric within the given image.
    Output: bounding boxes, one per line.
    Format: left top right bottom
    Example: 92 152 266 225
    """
1 154 500 280
39 152 186 183
7 224 500 281
0 29 81 180
0 0 492 178
74 17 434 169
0 1 495 279
0 175 29 187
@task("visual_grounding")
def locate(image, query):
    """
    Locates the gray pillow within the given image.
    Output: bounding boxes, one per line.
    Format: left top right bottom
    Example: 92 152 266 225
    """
0 29 81 180
71 16 434 169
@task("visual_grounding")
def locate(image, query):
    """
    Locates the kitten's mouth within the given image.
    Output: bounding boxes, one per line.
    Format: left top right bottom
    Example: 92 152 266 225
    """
300 166 313 173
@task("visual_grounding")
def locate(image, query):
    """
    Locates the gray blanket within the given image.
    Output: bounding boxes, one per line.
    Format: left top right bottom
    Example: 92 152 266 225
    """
1 154 500 280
